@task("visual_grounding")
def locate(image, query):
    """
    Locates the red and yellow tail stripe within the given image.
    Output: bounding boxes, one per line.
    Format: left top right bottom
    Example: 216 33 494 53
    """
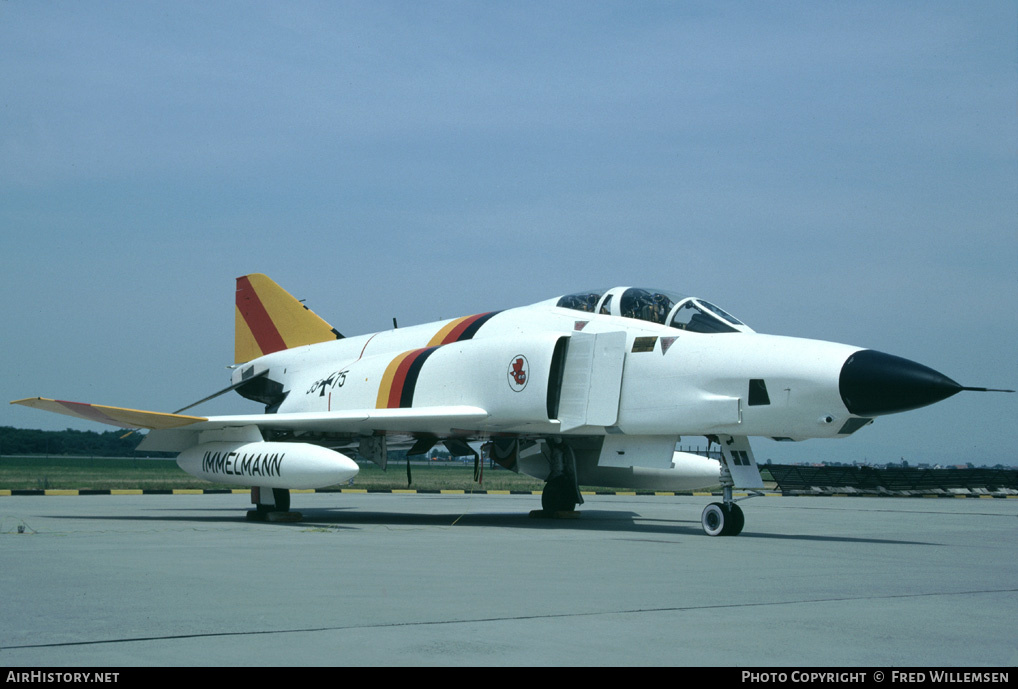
235 274 341 364
427 312 501 347
375 347 441 409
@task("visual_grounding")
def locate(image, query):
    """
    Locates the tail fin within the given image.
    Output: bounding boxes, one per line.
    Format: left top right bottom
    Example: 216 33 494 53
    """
234 274 342 364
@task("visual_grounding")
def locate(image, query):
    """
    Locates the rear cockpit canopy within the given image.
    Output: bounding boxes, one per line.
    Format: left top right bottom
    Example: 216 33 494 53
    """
556 287 752 334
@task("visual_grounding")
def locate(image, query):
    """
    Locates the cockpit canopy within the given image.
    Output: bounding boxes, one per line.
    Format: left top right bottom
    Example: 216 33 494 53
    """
556 287 752 334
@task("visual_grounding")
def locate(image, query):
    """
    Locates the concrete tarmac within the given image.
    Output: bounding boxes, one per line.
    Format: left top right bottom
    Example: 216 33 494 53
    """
1 492 1015 666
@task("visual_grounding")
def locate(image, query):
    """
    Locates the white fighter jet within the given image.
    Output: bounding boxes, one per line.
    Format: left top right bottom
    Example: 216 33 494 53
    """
13 274 1008 536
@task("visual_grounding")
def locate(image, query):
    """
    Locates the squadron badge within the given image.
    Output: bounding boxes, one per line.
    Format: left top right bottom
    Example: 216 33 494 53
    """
507 355 529 392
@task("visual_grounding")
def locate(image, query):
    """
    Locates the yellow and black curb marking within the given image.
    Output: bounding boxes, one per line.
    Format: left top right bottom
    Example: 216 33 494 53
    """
1 488 1014 498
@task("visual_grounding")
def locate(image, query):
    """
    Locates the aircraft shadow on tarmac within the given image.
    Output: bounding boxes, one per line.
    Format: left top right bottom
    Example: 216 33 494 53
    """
298 508 940 545
49 507 940 545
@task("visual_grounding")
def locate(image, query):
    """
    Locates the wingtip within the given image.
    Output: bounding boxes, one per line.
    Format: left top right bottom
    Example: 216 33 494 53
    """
10 397 207 429
11 397 49 406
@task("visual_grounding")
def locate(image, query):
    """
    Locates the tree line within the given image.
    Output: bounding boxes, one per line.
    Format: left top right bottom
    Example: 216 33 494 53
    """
0 426 173 458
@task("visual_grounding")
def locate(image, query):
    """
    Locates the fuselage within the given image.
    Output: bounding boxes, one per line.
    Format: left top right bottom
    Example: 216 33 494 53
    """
233 290 897 443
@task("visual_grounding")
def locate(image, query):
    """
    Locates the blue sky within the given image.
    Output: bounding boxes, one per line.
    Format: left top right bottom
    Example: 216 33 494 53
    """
2 2 1015 466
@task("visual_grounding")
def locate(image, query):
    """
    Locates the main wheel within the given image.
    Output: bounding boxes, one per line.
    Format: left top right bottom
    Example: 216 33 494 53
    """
542 475 577 512
272 488 291 513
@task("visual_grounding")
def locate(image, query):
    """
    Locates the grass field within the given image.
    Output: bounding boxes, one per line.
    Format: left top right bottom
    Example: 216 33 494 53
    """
0 455 549 492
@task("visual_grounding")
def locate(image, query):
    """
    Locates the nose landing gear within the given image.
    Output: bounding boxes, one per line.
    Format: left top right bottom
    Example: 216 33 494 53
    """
701 434 762 536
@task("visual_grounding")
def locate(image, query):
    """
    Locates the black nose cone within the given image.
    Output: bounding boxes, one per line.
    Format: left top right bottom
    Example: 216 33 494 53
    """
840 349 963 416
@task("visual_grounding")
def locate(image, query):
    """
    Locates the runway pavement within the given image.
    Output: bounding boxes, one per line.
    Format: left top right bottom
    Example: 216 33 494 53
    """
1 492 1015 666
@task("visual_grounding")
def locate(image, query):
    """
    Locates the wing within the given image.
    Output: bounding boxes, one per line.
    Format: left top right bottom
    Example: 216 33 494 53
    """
11 397 490 452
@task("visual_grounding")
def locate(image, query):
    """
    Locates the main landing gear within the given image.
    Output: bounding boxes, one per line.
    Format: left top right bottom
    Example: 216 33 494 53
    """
538 438 584 515
247 487 301 522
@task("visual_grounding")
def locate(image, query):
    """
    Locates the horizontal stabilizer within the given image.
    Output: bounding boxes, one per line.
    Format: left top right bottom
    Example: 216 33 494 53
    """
10 398 207 430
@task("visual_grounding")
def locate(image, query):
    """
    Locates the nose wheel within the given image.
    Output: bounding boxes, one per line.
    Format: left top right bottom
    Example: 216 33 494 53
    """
701 501 745 536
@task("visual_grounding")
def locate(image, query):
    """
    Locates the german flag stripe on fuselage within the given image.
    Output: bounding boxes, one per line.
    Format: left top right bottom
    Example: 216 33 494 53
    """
426 311 501 347
377 311 500 408
376 347 441 408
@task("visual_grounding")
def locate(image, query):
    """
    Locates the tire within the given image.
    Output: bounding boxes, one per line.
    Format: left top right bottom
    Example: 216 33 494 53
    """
702 502 745 536
272 488 291 513
727 503 745 536
542 475 577 512
701 502 727 536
